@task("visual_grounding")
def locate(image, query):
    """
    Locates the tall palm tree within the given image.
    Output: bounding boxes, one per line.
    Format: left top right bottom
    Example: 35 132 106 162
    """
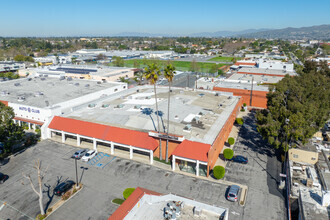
164 64 176 163
144 63 163 160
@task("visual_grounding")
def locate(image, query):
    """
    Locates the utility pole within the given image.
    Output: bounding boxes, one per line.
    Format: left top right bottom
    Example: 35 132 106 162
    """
75 158 79 187
250 76 254 106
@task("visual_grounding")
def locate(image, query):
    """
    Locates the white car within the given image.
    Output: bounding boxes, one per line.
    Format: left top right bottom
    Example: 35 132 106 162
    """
81 150 98 162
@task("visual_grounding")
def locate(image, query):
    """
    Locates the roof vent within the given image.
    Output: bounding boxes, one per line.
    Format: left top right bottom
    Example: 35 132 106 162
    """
35 91 44 97
17 96 25 102
97 81 101 84
67 77 73 81
74 83 79 86
27 78 32 81
85 84 90 87
59 76 65 80
40 77 46 81
14 83 21 86
1 91 9 96
45 100 49 107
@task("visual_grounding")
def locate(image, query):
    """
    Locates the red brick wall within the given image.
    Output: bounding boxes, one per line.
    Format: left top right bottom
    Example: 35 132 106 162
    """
207 97 243 175
213 87 268 108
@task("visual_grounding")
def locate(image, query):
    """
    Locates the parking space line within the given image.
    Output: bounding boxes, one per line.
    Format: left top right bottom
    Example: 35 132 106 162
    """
102 156 117 169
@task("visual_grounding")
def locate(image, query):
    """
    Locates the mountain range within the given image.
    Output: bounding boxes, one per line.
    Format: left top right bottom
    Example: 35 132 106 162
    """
113 24 330 40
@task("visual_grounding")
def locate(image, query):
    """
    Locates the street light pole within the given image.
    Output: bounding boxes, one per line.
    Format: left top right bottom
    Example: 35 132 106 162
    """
75 158 79 187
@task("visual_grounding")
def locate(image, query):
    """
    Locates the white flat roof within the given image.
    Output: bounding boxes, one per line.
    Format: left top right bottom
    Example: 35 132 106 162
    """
64 85 240 144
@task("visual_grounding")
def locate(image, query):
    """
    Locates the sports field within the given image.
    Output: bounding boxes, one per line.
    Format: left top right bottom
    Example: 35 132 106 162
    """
109 59 225 72
207 56 241 62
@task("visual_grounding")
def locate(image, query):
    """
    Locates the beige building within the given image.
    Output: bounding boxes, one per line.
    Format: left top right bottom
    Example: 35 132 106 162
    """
289 146 318 165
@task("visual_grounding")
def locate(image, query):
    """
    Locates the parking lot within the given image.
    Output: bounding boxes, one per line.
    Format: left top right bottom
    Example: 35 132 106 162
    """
224 112 286 219
0 112 286 220
1 140 244 220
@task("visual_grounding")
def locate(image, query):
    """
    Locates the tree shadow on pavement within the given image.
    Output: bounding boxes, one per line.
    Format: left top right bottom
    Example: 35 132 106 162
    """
43 176 63 212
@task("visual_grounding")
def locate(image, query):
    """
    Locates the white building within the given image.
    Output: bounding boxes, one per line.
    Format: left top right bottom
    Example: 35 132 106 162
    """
257 59 294 72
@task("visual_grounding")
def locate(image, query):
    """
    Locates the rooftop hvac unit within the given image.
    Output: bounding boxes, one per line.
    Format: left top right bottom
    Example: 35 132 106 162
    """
59 76 65 80
97 81 101 84
67 77 73 81
193 207 202 216
74 83 79 86
40 78 46 81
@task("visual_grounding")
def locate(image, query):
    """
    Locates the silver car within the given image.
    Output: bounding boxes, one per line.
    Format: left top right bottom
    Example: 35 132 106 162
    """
227 185 240 202
72 149 87 159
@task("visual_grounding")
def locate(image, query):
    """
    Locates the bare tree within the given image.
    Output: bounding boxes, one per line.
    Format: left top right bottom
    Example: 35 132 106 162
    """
22 159 49 216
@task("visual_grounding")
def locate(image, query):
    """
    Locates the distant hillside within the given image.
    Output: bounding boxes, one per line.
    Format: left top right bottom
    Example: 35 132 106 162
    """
239 24 330 40
190 29 272 37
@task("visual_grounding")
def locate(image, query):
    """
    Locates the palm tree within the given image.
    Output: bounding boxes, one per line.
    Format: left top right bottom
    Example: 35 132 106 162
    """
144 63 163 160
163 64 176 163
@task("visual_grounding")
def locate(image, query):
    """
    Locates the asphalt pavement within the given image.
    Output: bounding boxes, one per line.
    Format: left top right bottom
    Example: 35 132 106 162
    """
224 112 286 220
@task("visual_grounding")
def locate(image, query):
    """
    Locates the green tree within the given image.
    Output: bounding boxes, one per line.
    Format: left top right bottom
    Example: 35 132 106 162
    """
213 166 225 179
163 64 176 162
256 61 330 151
112 56 124 67
144 63 163 160
123 188 135 200
0 103 24 154
14 54 25 61
228 137 235 145
134 71 144 85
223 148 234 160
118 76 130 84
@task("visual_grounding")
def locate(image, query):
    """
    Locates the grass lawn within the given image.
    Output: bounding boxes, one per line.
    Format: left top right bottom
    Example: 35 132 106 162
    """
207 56 241 62
108 59 225 73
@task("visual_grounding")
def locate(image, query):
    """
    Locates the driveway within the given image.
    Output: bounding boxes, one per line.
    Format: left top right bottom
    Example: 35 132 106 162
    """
224 112 286 220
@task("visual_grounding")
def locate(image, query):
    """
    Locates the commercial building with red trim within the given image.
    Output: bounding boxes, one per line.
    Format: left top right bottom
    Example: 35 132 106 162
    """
108 187 229 220
44 86 243 177
1 76 244 177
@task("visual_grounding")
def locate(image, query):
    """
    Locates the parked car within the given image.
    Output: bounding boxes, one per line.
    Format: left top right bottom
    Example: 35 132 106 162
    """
54 180 75 196
230 155 248 164
0 172 8 184
227 185 240 202
71 149 87 159
81 150 98 162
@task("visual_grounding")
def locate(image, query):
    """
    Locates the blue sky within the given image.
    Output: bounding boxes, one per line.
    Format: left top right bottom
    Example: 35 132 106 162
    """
0 0 329 36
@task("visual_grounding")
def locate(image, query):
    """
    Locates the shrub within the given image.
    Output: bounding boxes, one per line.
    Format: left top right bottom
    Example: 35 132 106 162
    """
73 187 77 194
62 190 72 200
243 103 247 107
123 188 135 200
240 108 245 112
228 137 235 145
213 166 225 179
223 148 234 160
47 207 53 213
112 198 125 205
36 214 47 220
236 118 244 125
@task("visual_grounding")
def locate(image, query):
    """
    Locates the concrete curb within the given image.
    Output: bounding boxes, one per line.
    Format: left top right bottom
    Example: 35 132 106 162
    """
44 185 84 219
